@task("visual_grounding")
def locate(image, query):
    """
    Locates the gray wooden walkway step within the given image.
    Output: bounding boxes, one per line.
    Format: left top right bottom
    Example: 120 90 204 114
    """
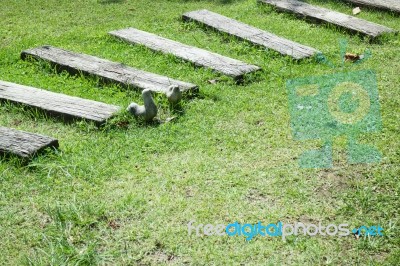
0 80 121 124
344 0 400 14
258 0 396 38
21 46 198 93
182 9 319 60
0 127 59 158
109 28 260 78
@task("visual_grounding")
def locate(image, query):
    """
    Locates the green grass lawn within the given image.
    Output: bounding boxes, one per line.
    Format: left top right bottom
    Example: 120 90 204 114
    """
1 0 399 265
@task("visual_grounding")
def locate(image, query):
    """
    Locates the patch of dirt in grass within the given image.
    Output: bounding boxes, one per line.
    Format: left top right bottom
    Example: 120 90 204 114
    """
246 189 278 204
281 214 320 225
297 214 320 225
108 219 121 230
38 212 52 229
138 249 179 265
185 186 197 198
372 251 390 263
314 169 349 199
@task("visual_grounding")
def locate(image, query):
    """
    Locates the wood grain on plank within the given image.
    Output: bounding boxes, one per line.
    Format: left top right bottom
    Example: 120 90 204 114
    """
0 127 59 158
0 80 121 124
21 46 198 93
344 0 400 13
182 9 319 60
258 0 395 38
109 28 260 78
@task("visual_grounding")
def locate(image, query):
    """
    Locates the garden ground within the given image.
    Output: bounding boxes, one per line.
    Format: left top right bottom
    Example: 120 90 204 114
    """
0 0 399 265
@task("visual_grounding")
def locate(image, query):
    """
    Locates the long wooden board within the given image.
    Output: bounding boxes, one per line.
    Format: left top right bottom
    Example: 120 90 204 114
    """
109 28 260 78
343 0 400 14
21 46 198 93
182 9 319 60
0 127 59 158
0 80 121 124
258 0 395 38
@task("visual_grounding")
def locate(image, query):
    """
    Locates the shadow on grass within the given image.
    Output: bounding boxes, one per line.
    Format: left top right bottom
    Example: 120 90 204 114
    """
0 99 108 128
181 0 240 4
98 0 125 4
310 0 400 16
257 0 396 43
0 146 59 166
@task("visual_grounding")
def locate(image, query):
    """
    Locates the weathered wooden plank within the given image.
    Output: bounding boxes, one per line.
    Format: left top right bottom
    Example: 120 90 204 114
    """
258 0 396 38
343 0 400 14
182 9 319 60
109 28 260 78
21 46 198 93
0 80 121 124
0 127 59 158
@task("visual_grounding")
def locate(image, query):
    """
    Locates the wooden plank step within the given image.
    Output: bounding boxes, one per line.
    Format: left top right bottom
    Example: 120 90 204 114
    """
21 46 198 93
343 0 400 14
0 80 121 124
109 28 260 78
0 127 59 158
258 0 396 38
182 9 319 60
